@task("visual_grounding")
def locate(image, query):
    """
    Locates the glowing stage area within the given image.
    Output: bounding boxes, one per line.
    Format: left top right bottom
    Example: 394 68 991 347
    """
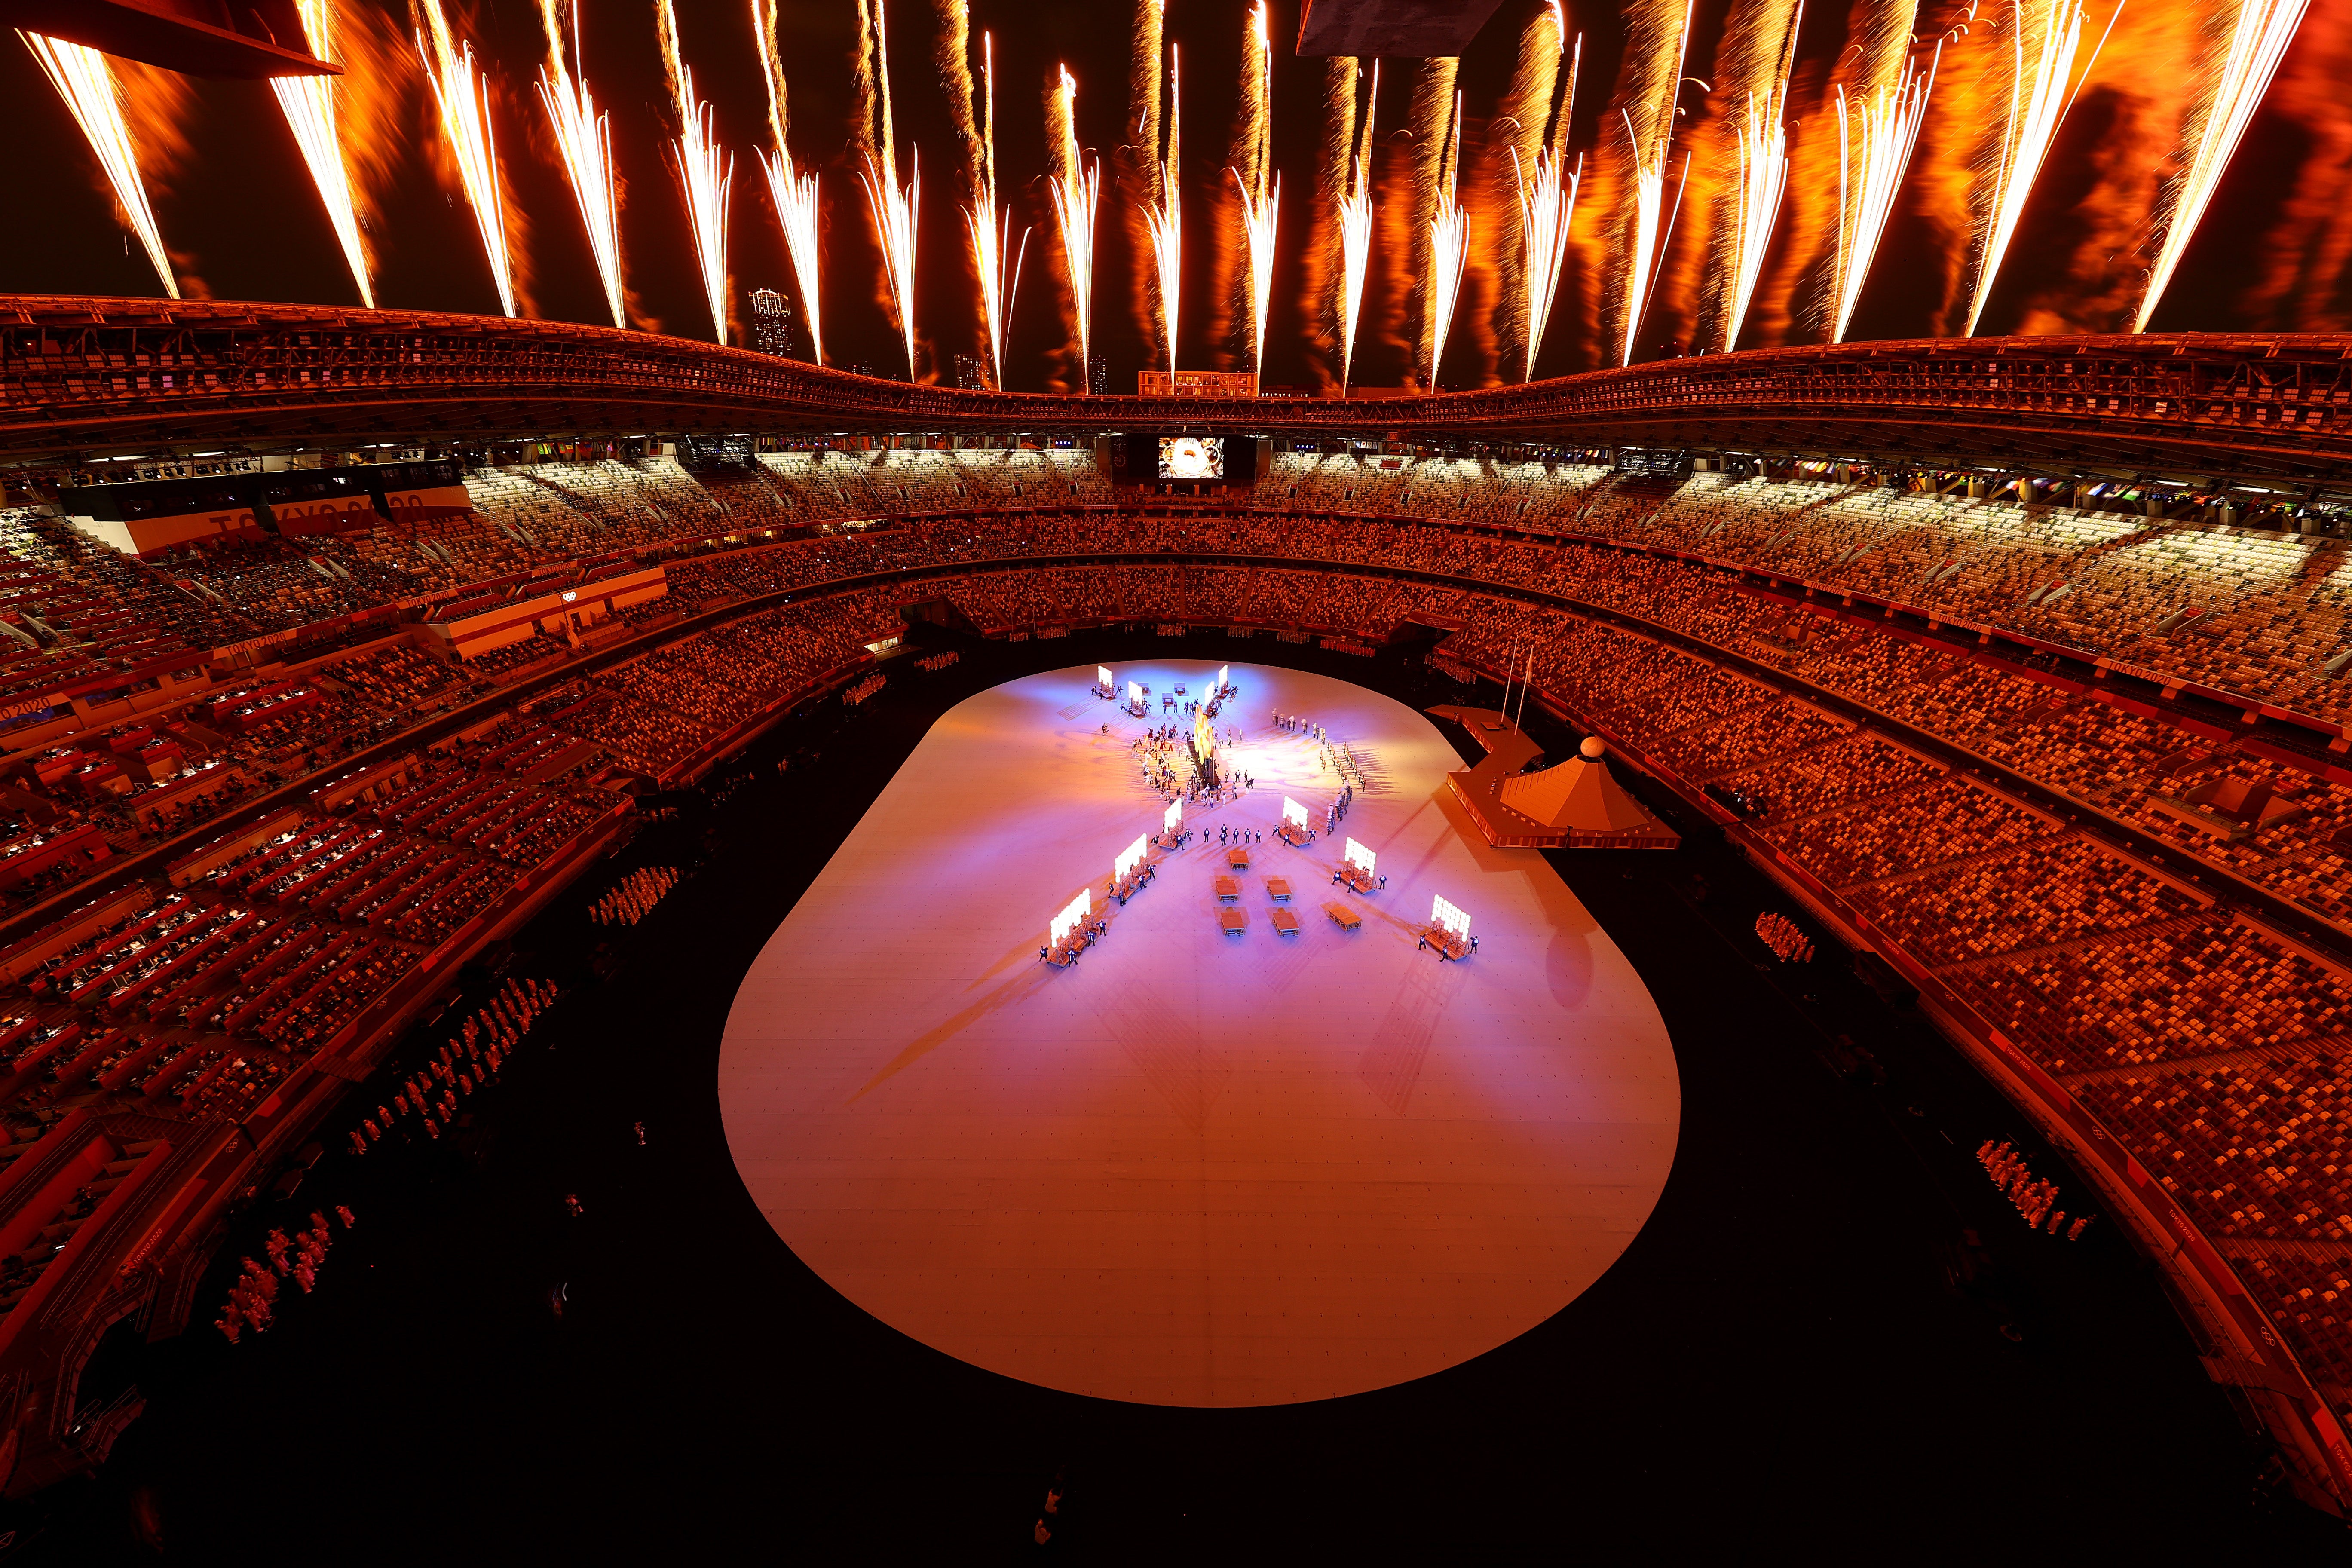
720 663 1679 1407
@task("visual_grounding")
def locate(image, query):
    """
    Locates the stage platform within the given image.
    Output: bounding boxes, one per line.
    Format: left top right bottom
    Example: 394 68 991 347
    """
720 662 1679 1407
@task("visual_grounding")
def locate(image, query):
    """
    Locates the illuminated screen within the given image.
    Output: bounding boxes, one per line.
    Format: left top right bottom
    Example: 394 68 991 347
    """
1216 665 1228 690
1128 680 1145 707
1158 435 1225 480
1283 797 1308 833
1162 799 1182 835
1097 666 1113 688
1432 894 1471 940
1115 835 1147 882
1344 837 1375 874
1050 887 1093 945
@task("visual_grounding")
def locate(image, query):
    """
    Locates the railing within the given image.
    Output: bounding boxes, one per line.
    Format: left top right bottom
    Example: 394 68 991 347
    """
0 297 2346 479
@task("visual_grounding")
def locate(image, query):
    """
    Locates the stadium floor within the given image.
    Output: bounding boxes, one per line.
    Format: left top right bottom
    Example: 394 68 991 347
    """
13 629 2343 1562
720 662 1678 1408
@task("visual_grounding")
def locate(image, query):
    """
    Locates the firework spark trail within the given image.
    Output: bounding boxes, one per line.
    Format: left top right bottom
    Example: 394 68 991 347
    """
856 0 921 377
1337 64 1378 390
961 34 1028 388
1832 59 1937 341
1962 0 2113 334
1307 56 1358 388
753 0 824 362
1405 58 1459 387
1828 0 1934 342
416 0 514 316
1232 3 1280 383
1145 48 1182 377
20 34 178 299
1617 0 1693 365
1711 0 1802 352
2135 0 2308 331
1125 0 1166 364
536 0 619 327
1498 5 1579 379
269 1 373 307
1514 146 1582 381
2241 0 2351 331
1490 3 1567 381
658 0 734 345
937 0 983 373
1428 93 1468 389
1049 67 1102 389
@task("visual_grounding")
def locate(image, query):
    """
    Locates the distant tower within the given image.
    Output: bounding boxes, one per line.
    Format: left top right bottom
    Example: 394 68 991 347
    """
749 288 799 359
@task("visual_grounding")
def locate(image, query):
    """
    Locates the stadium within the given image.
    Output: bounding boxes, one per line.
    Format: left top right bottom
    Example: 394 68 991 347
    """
0 0 2346 1559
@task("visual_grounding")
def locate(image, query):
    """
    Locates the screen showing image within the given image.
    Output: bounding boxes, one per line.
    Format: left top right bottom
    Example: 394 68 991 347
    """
1158 435 1225 481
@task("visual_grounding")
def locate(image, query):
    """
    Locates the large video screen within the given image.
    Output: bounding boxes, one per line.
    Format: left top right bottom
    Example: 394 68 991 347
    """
1158 435 1225 481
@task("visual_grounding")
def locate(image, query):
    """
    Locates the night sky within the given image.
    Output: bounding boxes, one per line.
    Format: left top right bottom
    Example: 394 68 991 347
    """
0 0 2342 396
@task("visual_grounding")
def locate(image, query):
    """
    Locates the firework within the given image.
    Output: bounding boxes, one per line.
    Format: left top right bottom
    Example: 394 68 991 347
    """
1406 58 1459 388
1513 148 1582 382
2135 0 2308 331
1617 0 1693 365
416 0 514 317
1708 0 1801 352
1959 0 2116 334
1311 58 1358 386
753 0 824 363
536 0 620 328
267 1 374 307
1501 6 1580 379
1491 3 1577 380
1145 48 1183 377
1337 64 1379 391
21 33 177 299
961 34 1028 388
1126 0 1166 365
1428 93 1467 389
1233 3 1280 384
1048 66 1101 389
658 1 733 345
1830 1 1936 343
855 0 921 378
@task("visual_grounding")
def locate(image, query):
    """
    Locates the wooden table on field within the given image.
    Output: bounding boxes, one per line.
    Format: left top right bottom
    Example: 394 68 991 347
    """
1264 877 1292 903
1226 847 1250 872
1323 902 1361 931
1218 908 1247 937
1213 876 1240 903
1270 908 1299 937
